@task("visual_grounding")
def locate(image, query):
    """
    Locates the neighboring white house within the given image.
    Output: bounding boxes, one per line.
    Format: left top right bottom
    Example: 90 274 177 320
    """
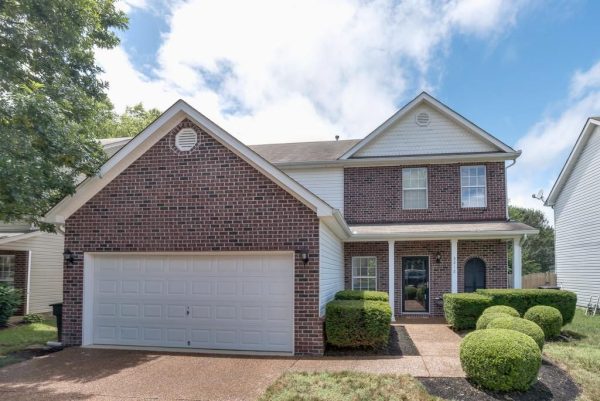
546 116 600 307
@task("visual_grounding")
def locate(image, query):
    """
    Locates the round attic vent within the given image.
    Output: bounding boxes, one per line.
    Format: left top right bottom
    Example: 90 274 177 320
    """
175 128 198 151
415 112 430 127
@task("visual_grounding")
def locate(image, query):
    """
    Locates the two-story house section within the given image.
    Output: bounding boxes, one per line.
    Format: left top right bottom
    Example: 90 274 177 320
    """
46 92 536 355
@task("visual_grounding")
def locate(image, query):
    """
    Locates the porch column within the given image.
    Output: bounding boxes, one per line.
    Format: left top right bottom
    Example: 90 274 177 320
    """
513 237 522 289
388 240 395 321
451 239 458 293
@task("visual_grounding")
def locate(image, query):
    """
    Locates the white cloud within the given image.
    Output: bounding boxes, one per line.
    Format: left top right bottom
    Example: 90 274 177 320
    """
508 59 600 222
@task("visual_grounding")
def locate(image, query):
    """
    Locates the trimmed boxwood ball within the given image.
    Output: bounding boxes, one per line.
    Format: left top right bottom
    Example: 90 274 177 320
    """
487 316 545 350
483 305 520 317
460 328 542 391
524 305 563 339
325 300 392 348
334 290 389 302
476 312 512 330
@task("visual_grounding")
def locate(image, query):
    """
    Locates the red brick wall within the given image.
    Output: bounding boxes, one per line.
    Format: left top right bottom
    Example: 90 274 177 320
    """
458 240 508 292
344 162 506 224
63 119 323 355
343 242 389 293
0 250 28 315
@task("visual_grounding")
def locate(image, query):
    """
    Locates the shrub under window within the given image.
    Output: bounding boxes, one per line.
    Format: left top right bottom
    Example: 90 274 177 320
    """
325 300 392 348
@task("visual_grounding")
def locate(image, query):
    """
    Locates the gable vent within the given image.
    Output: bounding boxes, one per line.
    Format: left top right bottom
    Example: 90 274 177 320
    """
175 128 198 151
415 112 430 127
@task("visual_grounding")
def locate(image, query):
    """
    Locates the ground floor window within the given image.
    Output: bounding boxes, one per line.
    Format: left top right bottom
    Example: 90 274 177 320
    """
402 256 429 313
352 256 377 290
0 255 16 285
464 257 486 292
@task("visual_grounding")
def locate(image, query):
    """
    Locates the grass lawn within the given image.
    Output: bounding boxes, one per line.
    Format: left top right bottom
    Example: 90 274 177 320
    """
0 318 57 368
545 309 600 401
258 371 441 401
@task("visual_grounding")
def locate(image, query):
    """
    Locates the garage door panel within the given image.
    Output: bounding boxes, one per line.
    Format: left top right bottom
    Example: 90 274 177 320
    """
91 253 294 352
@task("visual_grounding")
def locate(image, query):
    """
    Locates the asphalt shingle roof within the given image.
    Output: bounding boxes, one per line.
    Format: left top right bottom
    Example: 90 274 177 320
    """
249 139 360 164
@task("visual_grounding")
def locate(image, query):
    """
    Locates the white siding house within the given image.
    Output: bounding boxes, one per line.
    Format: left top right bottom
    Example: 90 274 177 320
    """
318 221 344 315
547 118 600 306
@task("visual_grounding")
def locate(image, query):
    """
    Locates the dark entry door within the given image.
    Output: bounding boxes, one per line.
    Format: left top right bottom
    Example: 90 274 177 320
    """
402 257 429 313
464 258 486 292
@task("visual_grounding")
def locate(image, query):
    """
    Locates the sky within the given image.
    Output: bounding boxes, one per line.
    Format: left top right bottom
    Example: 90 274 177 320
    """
98 0 600 221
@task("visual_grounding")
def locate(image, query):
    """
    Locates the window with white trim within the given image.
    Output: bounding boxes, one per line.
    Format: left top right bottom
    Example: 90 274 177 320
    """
0 255 15 284
461 165 487 208
402 168 428 209
352 256 377 290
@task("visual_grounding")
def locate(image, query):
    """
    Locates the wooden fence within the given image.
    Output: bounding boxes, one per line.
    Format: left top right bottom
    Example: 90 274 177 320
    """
507 272 557 289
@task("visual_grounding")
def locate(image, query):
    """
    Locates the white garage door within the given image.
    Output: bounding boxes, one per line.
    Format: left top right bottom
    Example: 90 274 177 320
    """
87 253 294 353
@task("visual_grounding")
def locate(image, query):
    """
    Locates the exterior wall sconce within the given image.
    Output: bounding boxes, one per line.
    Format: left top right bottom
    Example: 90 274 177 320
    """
298 249 309 265
436 252 442 263
63 249 75 266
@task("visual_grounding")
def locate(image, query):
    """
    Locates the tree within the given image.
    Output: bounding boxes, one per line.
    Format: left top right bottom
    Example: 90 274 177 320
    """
508 205 555 274
0 0 127 229
97 103 162 139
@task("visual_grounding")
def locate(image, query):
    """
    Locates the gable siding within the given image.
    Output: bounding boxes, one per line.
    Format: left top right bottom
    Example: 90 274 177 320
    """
355 104 498 157
285 168 344 212
0 221 32 231
319 222 344 316
554 126 600 306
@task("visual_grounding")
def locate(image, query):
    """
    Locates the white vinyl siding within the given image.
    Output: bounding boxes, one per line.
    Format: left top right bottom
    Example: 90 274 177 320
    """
402 168 428 209
554 126 600 307
0 255 15 283
319 222 344 316
461 165 487 208
355 104 498 157
0 231 64 313
284 168 344 212
0 221 32 231
352 256 377 290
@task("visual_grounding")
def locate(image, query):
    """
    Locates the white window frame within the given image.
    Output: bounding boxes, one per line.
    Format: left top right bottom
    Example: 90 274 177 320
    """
351 256 377 291
402 167 428 210
0 255 16 284
461 165 487 208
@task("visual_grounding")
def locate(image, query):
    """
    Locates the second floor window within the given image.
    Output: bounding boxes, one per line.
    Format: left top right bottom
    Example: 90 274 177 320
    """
461 165 487 208
402 168 428 209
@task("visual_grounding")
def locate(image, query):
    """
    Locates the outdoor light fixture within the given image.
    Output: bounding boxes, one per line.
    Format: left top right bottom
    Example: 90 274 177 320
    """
63 249 75 266
298 249 309 265
436 252 442 263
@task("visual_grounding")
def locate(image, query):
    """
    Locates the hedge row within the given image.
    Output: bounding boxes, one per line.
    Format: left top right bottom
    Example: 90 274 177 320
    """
443 293 492 330
334 290 389 302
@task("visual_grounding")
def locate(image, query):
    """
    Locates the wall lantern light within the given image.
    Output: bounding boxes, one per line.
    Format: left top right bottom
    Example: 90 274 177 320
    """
298 249 309 265
436 252 442 264
63 249 75 266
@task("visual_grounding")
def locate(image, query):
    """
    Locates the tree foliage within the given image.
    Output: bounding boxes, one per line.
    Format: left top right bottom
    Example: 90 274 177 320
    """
508 205 555 274
0 0 127 229
97 103 161 139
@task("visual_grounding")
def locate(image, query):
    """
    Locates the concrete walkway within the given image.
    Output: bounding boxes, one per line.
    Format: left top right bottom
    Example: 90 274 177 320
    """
0 324 463 401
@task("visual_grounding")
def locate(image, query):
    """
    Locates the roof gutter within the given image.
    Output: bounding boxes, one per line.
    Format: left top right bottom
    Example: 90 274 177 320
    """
346 228 539 242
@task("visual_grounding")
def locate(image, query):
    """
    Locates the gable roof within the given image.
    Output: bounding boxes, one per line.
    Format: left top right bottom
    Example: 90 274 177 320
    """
339 92 518 159
44 100 338 224
546 117 600 206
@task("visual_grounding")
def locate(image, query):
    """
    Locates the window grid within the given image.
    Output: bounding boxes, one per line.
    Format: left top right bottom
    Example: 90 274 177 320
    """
0 255 15 283
460 165 487 208
402 168 428 210
351 256 377 291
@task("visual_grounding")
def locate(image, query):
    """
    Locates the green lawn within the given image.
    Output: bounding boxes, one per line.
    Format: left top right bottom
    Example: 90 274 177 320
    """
545 309 600 401
258 371 441 401
0 318 57 368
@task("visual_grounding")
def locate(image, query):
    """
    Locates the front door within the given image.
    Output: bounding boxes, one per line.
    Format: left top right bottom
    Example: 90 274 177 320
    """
402 256 429 313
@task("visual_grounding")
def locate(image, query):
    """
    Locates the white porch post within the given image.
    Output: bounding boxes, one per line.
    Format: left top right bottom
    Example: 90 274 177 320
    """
388 240 395 321
451 239 458 293
513 237 522 289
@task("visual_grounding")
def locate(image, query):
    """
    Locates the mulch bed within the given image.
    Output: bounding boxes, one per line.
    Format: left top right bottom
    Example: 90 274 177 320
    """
325 325 419 356
419 358 580 401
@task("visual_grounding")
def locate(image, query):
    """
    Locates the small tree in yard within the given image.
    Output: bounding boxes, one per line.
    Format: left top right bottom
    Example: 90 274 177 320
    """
508 205 555 274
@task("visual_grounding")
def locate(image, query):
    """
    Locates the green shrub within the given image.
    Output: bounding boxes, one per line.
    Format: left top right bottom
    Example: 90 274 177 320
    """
404 286 417 300
334 290 389 302
325 300 392 348
23 313 44 324
487 316 545 350
524 305 563 339
443 293 493 330
0 284 22 327
476 312 512 330
460 328 542 391
416 286 425 302
477 289 577 324
482 305 520 317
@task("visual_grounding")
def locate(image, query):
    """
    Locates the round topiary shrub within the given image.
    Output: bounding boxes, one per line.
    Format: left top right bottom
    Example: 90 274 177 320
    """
487 316 545 350
483 305 520 317
460 328 542 391
476 312 512 330
524 305 563 339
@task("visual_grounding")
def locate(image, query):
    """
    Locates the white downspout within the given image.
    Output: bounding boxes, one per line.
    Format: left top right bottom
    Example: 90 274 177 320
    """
505 158 517 220
26 250 32 314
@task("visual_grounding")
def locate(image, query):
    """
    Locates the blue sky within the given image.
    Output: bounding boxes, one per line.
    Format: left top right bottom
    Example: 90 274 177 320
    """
99 0 600 218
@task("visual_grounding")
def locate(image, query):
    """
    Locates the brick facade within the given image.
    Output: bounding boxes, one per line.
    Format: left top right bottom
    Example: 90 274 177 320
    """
344 240 508 317
344 162 506 224
63 119 323 355
0 250 28 316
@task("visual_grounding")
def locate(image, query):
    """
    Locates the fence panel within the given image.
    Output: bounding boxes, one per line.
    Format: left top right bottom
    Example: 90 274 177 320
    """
507 272 557 289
